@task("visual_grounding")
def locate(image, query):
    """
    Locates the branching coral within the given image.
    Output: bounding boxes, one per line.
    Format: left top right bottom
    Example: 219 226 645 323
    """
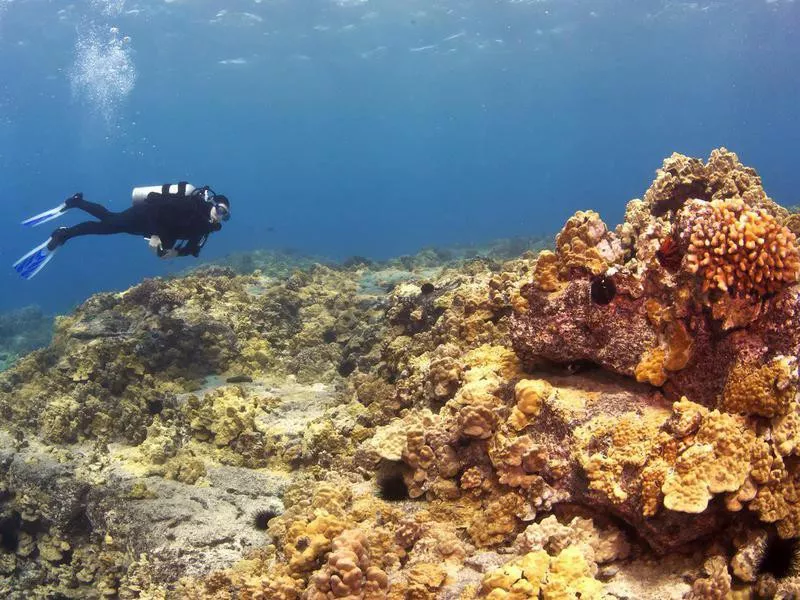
679 198 800 299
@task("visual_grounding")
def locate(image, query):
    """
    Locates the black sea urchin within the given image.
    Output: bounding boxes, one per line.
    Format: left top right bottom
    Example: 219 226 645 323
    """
758 536 800 580
590 274 617 305
377 473 409 501
252 509 279 531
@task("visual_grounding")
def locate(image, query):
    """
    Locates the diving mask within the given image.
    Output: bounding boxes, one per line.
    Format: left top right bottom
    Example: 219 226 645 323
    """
213 202 230 222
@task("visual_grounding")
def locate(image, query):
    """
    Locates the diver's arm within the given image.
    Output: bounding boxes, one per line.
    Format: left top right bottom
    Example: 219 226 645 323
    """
148 235 179 258
175 235 206 258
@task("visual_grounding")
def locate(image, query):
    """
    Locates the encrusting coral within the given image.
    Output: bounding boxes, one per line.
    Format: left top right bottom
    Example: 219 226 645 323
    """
1 148 799 599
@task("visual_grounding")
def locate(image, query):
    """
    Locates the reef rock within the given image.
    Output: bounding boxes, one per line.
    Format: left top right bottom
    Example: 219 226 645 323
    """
511 147 800 408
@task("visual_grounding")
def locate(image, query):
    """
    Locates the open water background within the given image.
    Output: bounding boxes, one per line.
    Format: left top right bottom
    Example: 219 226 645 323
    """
0 0 798 313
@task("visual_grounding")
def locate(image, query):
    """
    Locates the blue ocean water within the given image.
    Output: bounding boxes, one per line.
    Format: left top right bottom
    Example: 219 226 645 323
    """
0 0 798 314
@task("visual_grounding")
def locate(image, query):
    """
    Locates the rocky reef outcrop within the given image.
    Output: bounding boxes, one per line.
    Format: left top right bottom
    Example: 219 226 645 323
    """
0 148 798 599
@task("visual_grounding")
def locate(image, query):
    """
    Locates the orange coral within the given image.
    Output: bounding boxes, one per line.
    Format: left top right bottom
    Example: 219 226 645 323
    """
682 198 800 299
532 250 561 292
306 529 388 600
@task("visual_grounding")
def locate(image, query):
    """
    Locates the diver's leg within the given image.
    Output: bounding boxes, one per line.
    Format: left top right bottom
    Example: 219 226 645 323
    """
66 194 113 221
47 221 126 250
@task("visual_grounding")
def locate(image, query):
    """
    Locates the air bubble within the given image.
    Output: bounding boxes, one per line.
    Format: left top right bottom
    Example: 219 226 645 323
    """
70 26 136 124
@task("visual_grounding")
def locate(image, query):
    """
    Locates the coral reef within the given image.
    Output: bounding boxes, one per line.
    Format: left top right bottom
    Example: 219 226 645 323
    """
0 148 797 599
512 147 800 405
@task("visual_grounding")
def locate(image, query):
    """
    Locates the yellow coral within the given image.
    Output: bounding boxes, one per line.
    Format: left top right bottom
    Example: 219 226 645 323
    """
489 433 543 489
634 321 694 387
785 212 800 238
554 211 621 277
405 563 447 596
576 410 668 505
749 459 800 538
773 403 800 457
184 386 269 448
467 493 524 547
634 347 668 387
686 555 732 600
460 466 493 497
482 551 549 599
532 250 561 292
663 320 694 372
285 510 348 574
482 547 607 600
683 198 800 298
543 546 606 600
720 356 797 418
232 337 274 375
370 418 417 462
459 402 500 439
662 406 768 513
509 379 552 430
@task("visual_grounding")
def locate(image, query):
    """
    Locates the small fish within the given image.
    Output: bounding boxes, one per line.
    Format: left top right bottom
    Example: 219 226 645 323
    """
442 31 466 42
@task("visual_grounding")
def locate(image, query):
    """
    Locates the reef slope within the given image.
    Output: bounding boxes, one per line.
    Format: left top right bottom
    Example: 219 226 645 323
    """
0 149 798 599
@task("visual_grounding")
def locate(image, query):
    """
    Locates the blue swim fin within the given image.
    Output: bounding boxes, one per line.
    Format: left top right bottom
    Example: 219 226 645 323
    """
21 203 68 227
13 238 58 280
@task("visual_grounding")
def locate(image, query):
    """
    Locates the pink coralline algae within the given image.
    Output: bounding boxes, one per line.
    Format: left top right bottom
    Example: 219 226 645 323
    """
511 148 800 408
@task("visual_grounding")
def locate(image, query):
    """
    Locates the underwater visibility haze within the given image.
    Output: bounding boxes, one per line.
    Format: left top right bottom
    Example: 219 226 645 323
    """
3 1 800 599
0 0 798 312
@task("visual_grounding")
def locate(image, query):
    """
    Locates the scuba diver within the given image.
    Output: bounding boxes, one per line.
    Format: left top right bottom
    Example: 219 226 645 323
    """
13 182 230 279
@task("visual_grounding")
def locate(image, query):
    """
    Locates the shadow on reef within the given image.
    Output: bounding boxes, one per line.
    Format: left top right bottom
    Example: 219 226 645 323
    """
0 149 799 598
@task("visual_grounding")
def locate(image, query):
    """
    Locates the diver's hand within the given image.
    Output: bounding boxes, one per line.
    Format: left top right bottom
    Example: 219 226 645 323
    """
148 235 162 254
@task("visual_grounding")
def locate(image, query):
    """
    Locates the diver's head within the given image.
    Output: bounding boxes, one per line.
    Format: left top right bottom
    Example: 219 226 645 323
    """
210 195 230 224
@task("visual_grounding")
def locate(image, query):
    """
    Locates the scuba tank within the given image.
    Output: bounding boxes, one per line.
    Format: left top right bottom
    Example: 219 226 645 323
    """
131 182 196 206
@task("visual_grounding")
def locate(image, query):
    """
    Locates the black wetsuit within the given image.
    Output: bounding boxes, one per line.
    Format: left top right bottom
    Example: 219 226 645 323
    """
56 187 222 257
